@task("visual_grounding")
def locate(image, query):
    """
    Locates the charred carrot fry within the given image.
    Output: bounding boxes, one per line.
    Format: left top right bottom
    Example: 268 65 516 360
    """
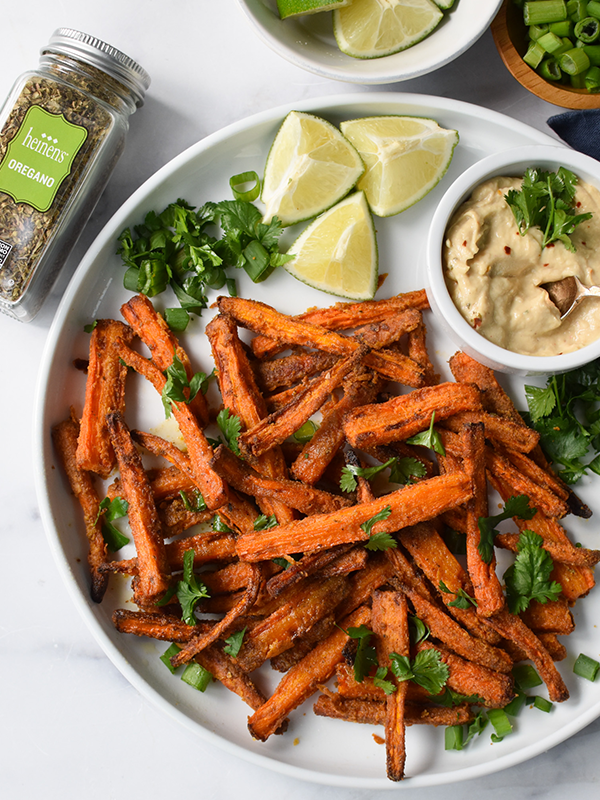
206 313 294 524
247 604 371 741
488 608 569 702
461 423 506 617
407 318 438 386
234 575 349 673
120 294 209 425
210 444 352 515
112 609 208 642
498 447 569 501
106 412 171 606
253 350 338 393
350 308 421 349
159 495 214 538
239 346 368 459
265 544 353 598
236 472 473 562
313 695 473 727
343 383 482 450
416 642 515 708
115 341 227 510
76 319 133 478
52 412 108 603
372 590 410 781
442 411 540 454
495 532 600 569
520 597 575 635
252 290 430 358
194 645 268 712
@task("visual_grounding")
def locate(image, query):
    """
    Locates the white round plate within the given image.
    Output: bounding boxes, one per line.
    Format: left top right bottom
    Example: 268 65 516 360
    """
34 93 600 789
235 0 503 84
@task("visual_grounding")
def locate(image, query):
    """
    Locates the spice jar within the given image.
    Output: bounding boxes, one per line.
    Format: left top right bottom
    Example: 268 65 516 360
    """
0 29 150 322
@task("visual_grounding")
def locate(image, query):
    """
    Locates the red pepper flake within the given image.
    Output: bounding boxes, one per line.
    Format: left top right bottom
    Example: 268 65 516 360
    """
472 317 482 329
462 240 467 247
504 245 511 255
577 201 582 207
543 263 549 267
582 242 587 247
546 243 555 248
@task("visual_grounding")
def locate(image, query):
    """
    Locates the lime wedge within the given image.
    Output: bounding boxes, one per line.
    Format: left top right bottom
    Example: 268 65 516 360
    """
262 111 365 226
284 191 377 300
276 0 349 18
333 0 443 59
339 116 458 217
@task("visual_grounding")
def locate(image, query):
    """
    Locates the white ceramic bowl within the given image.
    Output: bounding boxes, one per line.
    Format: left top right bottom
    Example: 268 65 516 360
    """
426 144 600 376
235 0 503 85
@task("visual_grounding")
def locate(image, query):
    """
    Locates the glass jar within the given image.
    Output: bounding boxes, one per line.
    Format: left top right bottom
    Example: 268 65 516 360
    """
0 28 150 322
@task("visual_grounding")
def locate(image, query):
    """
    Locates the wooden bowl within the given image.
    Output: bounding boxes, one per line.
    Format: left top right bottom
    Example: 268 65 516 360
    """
491 0 600 109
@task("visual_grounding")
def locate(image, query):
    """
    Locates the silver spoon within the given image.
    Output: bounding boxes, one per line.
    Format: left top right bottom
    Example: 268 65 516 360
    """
541 275 600 320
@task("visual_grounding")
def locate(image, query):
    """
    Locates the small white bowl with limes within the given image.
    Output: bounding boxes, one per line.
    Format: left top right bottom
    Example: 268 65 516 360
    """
235 0 503 84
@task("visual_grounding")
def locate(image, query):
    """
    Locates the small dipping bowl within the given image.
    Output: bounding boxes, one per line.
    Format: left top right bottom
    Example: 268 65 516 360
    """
425 144 600 376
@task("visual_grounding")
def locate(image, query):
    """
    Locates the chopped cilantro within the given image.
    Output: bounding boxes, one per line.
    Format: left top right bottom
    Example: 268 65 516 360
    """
161 352 211 418
406 412 446 455
95 496 130 551
373 666 396 695
389 649 449 696
216 408 242 456
477 494 536 564
503 530 562 614
339 457 396 493
156 549 210 626
438 581 477 609
346 624 378 683
179 489 207 513
223 627 247 658
253 514 278 531
361 506 395 551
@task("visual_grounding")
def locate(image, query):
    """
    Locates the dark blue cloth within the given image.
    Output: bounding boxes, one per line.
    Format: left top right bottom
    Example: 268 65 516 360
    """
547 109 600 161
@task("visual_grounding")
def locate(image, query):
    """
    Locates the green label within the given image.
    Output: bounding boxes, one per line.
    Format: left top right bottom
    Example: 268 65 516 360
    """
0 106 88 212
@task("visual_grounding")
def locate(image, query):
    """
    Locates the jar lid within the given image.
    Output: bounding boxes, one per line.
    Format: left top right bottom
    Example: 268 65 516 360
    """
42 28 151 107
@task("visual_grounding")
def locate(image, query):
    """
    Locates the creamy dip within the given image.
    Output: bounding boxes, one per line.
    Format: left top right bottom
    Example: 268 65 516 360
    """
443 176 600 356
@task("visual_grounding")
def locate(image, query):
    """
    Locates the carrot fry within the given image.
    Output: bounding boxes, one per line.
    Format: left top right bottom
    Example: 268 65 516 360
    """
442 410 540 454
350 308 422 349
236 472 473 562
488 608 569 702
239 346 368 459
270 615 337 672
407 318 438 386
247 604 371 742
112 609 208 642
519 598 575 635
495 532 600 569
116 341 227 510
254 350 337 393
206 313 294 524
120 294 209 425
344 383 482 450
210 444 352 515
313 695 474 727
461 423 506 617
76 319 133 478
372 590 410 781
265 544 354 598
194 645 268 711
251 290 430 359
52 412 108 602
159 496 214 538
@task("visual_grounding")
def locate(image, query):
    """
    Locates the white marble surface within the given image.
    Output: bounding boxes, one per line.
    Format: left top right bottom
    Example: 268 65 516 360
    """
2 2 600 798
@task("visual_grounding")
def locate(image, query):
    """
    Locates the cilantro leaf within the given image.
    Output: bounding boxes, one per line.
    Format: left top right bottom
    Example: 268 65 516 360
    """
253 514 278 531
409 615 430 645
373 666 396 695
339 457 396 493
156 549 210 626
478 495 537 564
179 489 207 513
346 624 378 683
504 530 562 614
223 627 247 658
95 496 130 551
216 408 242 456
388 457 427 485
406 412 446 455
390 649 449 696
360 506 396 551
161 352 211 419
438 581 477 609
211 514 233 533
505 167 592 251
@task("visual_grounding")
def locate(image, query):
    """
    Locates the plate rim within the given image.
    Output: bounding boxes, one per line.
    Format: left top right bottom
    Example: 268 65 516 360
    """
32 91 600 789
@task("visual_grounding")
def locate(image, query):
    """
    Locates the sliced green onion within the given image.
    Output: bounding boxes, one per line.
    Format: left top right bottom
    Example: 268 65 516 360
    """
293 419 318 443
575 16 600 41
568 0 590 21
573 652 600 681
538 31 571 52
530 23 550 39
445 725 464 751
524 0 568 25
539 56 563 78
164 307 190 332
533 696 553 712
229 170 260 202
525 41 547 67
549 19 574 35
512 664 543 693
123 266 140 292
503 692 527 716
571 69 588 85
582 43 600 62
242 239 274 283
181 662 212 691
487 708 513 741
588 0 600 17
226 277 237 297
160 643 181 674
559 46 591 71
585 63 600 87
